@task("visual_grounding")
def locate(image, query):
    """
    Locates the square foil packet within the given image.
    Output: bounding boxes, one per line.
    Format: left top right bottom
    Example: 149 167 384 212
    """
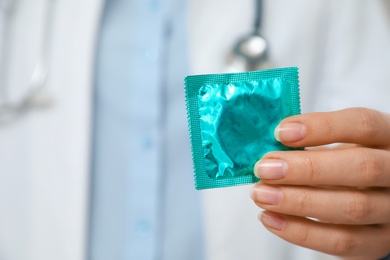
185 67 301 190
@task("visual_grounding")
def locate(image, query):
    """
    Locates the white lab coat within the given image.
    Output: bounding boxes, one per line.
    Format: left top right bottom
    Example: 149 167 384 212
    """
1 0 389 260
0 0 103 259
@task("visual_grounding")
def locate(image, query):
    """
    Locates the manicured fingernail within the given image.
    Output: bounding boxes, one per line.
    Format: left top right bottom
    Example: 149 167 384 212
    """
254 159 288 179
259 211 286 230
250 185 282 205
274 123 306 142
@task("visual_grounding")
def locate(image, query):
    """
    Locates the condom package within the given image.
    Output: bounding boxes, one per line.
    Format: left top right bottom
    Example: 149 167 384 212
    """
185 67 301 190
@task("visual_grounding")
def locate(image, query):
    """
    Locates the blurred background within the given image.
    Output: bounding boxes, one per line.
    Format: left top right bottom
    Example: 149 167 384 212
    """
0 0 389 259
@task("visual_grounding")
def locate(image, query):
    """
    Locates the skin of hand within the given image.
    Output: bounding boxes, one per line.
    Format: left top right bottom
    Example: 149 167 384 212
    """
250 107 390 260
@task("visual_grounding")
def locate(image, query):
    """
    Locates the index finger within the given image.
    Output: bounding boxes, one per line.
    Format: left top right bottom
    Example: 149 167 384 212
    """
276 108 390 147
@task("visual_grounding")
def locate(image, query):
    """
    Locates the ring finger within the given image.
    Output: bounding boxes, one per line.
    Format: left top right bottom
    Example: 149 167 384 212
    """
251 183 390 225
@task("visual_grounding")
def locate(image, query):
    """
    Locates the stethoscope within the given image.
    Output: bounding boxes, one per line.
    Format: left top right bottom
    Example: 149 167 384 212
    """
0 0 55 125
227 0 270 72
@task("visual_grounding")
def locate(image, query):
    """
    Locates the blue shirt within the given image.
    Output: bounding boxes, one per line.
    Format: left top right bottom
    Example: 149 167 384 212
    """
88 0 204 259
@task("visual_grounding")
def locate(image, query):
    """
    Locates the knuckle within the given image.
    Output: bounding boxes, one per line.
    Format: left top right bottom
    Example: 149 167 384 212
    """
355 108 379 139
295 226 311 246
318 116 335 140
344 191 371 224
331 230 355 256
356 149 384 185
295 189 310 213
302 155 319 183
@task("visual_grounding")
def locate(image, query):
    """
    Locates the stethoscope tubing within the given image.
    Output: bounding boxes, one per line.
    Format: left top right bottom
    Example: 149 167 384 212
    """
0 0 56 125
254 0 262 34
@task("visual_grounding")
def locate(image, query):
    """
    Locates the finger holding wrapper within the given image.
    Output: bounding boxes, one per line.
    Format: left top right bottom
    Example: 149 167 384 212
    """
185 67 302 190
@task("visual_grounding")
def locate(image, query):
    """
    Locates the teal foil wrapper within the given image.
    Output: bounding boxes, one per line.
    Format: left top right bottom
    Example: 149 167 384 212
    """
185 67 301 190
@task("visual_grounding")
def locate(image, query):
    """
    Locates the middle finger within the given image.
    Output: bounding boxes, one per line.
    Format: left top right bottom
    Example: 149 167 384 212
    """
255 147 390 188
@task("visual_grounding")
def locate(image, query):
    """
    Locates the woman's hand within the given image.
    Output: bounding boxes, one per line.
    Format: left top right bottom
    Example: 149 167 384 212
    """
250 108 390 260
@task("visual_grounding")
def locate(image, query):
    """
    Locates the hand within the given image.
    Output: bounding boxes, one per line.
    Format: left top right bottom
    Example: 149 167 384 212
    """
250 108 390 260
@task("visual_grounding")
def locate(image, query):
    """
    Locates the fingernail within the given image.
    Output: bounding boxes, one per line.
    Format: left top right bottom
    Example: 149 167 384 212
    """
254 159 288 179
275 123 307 142
250 185 282 205
259 211 286 230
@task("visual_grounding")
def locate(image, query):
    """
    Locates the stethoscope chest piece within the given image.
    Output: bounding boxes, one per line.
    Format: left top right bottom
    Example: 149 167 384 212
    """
227 33 269 72
226 0 270 72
